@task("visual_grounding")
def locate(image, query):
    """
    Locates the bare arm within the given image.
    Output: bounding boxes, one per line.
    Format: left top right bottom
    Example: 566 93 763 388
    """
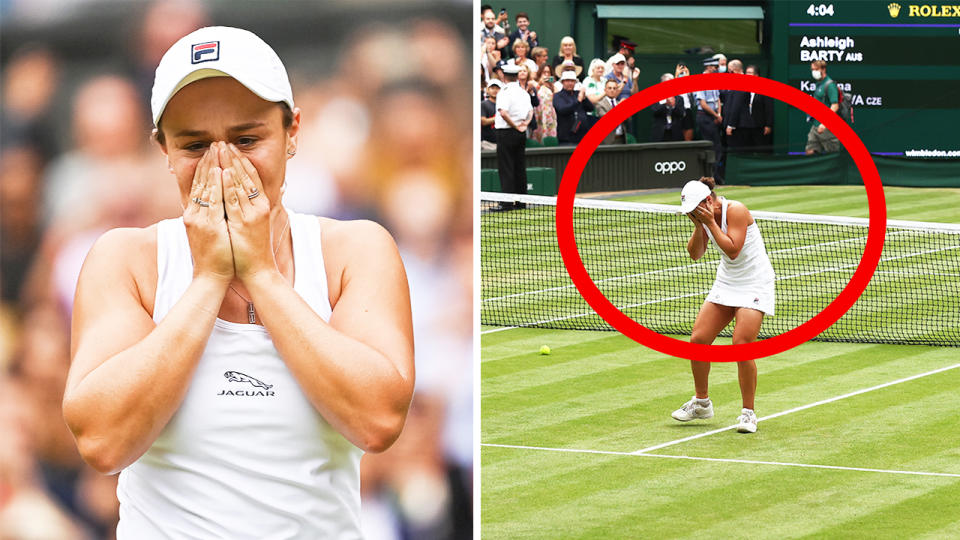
693 202 750 260
242 221 415 453
686 213 708 260
63 230 228 474
699 99 721 120
64 146 234 474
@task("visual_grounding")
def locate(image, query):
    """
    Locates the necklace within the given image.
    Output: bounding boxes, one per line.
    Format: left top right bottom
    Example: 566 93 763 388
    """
229 213 289 324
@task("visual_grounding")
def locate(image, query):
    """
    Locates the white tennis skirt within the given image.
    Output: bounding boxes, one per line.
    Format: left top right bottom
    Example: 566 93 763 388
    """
705 279 775 316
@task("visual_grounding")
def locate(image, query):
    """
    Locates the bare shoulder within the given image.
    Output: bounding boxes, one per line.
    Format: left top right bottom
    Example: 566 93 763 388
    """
317 217 398 252
317 216 404 306
80 225 159 312
725 199 754 225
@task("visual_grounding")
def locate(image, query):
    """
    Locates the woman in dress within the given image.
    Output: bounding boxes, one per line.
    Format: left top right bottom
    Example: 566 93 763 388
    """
63 26 414 537
532 67 557 142
670 177 775 434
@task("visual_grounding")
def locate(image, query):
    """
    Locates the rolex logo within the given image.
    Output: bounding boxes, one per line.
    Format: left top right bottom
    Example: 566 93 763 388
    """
888 2 901 17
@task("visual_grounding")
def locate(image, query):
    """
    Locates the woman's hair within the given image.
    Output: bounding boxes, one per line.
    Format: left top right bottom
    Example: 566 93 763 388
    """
531 46 547 60
517 63 531 81
154 102 294 145
588 58 606 78
512 39 529 53
560 36 577 55
699 176 716 191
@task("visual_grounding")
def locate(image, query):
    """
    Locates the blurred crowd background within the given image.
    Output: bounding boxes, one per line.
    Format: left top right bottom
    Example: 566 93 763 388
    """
0 1 473 538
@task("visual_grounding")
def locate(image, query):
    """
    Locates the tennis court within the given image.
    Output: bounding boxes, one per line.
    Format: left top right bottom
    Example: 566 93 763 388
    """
481 185 960 538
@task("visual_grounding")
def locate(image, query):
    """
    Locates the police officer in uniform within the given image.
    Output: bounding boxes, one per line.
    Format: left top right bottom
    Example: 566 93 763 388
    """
696 57 723 182
495 63 533 209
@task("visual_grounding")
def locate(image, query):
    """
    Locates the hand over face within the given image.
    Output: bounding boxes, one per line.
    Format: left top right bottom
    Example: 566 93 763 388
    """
216 141 281 281
183 147 234 282
690 201 714 224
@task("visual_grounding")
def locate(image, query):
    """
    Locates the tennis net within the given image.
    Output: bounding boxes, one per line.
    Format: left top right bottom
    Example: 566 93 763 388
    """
481 192 960 346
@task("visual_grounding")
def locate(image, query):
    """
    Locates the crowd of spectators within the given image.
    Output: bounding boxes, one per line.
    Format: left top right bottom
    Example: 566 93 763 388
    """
1 1 472 539
479 10 777 176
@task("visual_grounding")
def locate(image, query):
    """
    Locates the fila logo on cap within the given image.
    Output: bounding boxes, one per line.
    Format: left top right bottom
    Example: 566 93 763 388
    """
191 41 220 64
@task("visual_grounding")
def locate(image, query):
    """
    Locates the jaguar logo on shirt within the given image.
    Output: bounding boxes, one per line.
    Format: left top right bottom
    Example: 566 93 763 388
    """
218 371 276 397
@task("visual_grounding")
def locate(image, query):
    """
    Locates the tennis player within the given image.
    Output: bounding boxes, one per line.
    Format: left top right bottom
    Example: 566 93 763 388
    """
670 177 774 433
63 27 414 537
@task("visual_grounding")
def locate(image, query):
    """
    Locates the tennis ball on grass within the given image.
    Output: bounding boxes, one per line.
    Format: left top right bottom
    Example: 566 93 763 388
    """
539 345 551 355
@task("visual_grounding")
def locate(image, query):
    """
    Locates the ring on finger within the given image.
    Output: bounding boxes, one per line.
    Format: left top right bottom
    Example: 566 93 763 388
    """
193 197 211 207
247 189 260 200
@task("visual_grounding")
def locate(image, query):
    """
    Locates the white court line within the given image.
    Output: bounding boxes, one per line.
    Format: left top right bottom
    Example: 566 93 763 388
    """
632 361 960 454
480 443 960 478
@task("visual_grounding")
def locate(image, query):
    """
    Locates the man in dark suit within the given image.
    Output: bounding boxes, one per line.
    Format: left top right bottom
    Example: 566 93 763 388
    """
594 79 626 144
553 70 595 145
650 95 685 142
722 59 758 153
746 64 774 152
507 12 538 52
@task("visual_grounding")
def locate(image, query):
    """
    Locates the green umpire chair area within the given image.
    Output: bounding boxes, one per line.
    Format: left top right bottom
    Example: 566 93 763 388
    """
481 167 557 196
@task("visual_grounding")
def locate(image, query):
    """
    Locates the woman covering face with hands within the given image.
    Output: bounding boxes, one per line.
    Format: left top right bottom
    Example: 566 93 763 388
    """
670 177 775 435
63 26 414 539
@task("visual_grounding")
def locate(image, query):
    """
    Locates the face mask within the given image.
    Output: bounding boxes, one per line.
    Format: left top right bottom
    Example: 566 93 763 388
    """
718 65 727 73
812 70 822 80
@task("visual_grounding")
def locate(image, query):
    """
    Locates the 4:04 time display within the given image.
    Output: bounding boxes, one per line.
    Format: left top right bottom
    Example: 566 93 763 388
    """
807 3 835 16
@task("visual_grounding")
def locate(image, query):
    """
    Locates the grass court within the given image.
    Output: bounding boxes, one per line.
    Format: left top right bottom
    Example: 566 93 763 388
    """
481 185 960 538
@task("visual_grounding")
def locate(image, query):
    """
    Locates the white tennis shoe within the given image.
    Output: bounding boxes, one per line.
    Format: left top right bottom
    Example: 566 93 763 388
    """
736 408 758 433
671 397 714 422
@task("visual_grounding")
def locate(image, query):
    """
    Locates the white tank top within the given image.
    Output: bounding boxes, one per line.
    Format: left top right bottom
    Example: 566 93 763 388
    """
117 211 363 540
703 197 775 287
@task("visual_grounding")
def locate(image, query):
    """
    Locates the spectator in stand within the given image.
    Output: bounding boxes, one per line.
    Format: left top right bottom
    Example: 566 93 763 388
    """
723 59 756 153
1 45 61 162
805 60 840 155
479 6 509 53
697 57 724 181
516 64 540 137
675 62 696 141
553 61 581 93
594 79 626 144
610 35 638 72
531 46 549 75
531 68 557 143
605 53 639 102
480 35 502 86
553 71 595 145
480 79 502 150
712 53 728 73
508 12 538 51
745 65 774 152
651 74 685 142
508 39 537 77
551 36 584 80
582 59 608 112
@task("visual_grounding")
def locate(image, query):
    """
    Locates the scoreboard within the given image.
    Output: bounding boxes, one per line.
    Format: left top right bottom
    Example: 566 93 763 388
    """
775 1 960 156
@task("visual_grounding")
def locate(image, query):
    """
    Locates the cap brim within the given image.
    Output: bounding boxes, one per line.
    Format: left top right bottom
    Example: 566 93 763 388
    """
153 66 293 125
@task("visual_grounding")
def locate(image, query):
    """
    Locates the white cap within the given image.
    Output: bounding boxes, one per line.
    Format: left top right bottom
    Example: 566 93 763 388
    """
502 64 522 75
151 26 294 126
560 70 578 81
487 79 504 88
679 180 711 214
609 53 627 64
